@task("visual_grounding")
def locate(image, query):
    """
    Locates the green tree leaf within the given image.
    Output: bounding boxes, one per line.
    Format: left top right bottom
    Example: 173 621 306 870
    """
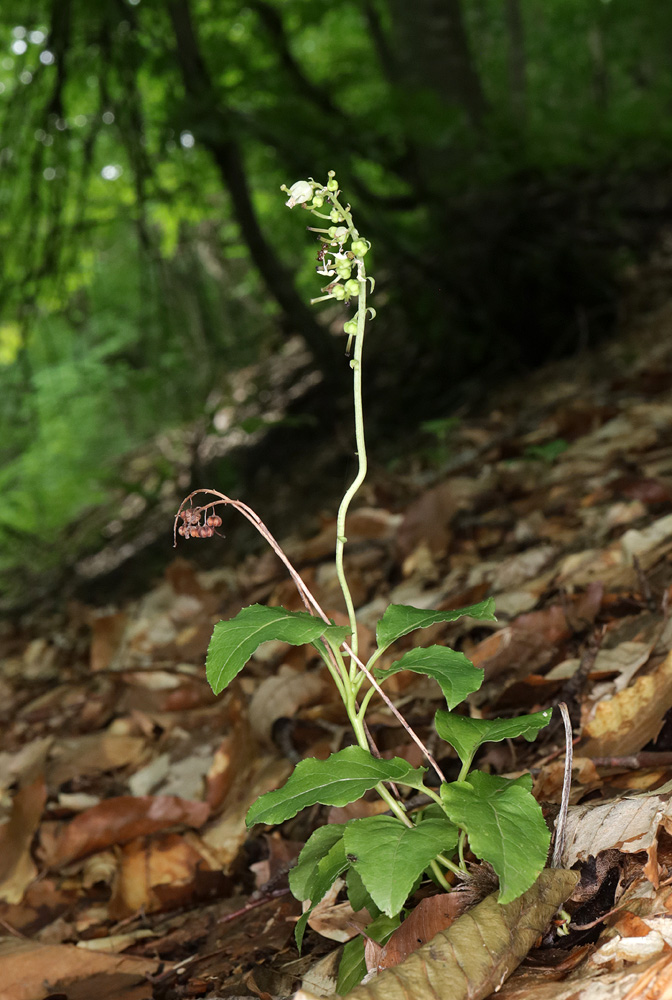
206 604 350 695
246 746 427 827
343 815 459 917
375 645 483 709
292 836 350 949
434 708 553 769
441 772 550 904
375 598 496 653
289 824 345 900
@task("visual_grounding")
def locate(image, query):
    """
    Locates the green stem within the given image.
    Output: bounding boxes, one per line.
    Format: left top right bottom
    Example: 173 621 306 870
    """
335 281 367 670
314 638 348 701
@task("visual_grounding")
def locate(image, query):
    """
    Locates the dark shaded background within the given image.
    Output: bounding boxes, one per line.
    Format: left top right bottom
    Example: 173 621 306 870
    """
1 0 672 608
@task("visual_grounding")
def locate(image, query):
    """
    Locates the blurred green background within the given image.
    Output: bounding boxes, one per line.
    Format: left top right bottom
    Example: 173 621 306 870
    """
1 0 671 608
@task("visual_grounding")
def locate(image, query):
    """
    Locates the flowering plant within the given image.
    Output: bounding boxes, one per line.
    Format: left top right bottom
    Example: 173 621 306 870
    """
176 174 551 991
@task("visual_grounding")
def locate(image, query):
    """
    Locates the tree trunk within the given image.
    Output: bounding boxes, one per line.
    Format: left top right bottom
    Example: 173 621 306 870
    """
165 0 340 378
388 0 488 129
504 0 527 123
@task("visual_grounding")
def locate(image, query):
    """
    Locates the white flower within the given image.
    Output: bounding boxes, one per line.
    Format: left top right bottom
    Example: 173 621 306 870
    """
285 180 313 208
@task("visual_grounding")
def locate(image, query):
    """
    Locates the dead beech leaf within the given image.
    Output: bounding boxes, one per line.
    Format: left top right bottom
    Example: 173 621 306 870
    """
397 478 488 559
560 785 672 872
249 666 327 743
108 831 216 918
0 937 159 1000
43 794 210 866
0 775 47 904
294 868 578 1000
89 611 127 672
307 877 368 942
376 891 473 970
47 733 146 789
581 648 672 757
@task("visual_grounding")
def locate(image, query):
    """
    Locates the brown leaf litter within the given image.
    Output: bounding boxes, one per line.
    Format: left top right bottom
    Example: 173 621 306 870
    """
2 309 672 997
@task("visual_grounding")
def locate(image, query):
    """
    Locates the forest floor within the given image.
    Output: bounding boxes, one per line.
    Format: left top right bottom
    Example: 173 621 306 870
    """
2 297 672 1000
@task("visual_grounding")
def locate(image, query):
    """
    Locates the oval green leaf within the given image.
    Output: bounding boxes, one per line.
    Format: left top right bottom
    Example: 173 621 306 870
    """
441 772 550 904
246 745 427 827
343 815 459 917
375 645 483 709
206 604 350 695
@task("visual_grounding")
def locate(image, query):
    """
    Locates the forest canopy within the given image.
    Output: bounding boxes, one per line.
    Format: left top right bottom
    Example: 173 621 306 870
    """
1 0 672 604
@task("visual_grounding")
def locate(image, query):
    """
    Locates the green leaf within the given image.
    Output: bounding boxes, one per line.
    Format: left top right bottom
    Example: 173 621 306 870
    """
246 746 427 827
336 914 400 995
435 708 553 769
289 824 345 900
375 598 496 653
344 816 459 917
293 836 350 950
346 865 379 916
441 772 551 904
206 604 350 695
375 645 483 709
337 937 367 995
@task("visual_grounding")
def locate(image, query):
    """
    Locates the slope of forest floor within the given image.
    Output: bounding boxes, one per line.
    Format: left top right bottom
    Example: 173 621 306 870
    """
1 292 672 999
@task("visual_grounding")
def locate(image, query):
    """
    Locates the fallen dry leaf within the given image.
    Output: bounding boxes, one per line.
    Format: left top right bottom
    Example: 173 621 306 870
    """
581 648 672 756
0 775 47 904
560 784 672 877
108 830 217 918
42 794 210 866
0 937 160 1000
294 868 578 1000
374 890 473 971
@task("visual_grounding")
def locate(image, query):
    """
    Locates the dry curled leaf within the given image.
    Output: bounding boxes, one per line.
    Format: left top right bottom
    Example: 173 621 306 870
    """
294 868 578 1000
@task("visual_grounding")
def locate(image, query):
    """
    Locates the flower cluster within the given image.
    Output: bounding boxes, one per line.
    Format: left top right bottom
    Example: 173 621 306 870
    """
281 172 372 352
177 506 223 539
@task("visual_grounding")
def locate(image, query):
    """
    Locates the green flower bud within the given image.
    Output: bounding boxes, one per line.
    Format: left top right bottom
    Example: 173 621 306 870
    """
343 320 358 335
351 239 369 257
327 226 337 238
336 264 352 281
344 279 360 297
327 178 339 192
331 285 346 300
311 195 324 208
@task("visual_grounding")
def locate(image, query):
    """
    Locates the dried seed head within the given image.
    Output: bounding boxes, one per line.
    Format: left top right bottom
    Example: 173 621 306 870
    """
207 514 222 528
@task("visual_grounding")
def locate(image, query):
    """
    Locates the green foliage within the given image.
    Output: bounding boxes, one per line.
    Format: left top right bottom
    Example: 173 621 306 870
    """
523 439 570 464
375 599 496 654
206 605 350 695
435 708 553 772
195 178 553 980
441 773 550 904
337 915 399 995
245 747 427 827
375 646 483 711
343 816 459 917
2 0 671 597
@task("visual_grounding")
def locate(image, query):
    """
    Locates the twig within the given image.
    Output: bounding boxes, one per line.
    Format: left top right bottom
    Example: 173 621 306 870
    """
217 886 291 924
552 702 573 869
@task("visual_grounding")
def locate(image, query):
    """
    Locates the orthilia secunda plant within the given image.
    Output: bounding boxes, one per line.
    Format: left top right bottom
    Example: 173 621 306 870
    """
175 173 552 991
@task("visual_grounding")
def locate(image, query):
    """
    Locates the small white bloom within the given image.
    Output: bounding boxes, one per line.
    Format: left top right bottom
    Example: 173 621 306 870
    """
285 180 313 208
